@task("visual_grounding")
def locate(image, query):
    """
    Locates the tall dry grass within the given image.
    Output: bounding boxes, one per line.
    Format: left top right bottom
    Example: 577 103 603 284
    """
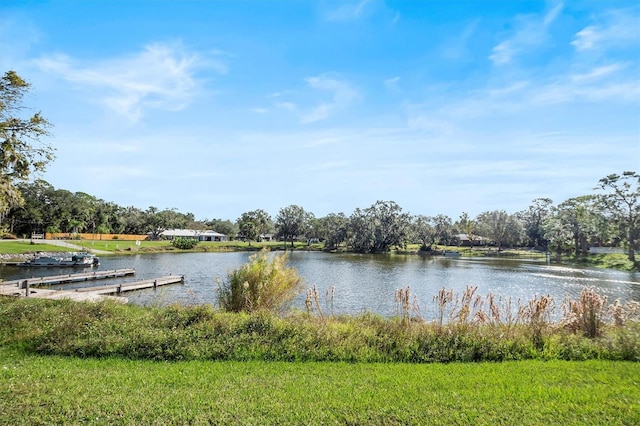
217 249 303 313
392 285 638 341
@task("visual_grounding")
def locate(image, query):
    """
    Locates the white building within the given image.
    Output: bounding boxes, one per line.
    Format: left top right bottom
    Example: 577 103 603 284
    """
159 229 228 242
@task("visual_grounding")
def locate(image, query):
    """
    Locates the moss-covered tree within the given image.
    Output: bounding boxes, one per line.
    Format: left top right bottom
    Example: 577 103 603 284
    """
0 71 54 224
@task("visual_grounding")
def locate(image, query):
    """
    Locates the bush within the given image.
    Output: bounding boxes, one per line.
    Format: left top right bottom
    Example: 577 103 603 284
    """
217 249 303 313
171 237 199 250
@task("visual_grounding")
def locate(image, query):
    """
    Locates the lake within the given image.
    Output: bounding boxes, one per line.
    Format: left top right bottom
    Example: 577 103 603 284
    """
2 251 639 318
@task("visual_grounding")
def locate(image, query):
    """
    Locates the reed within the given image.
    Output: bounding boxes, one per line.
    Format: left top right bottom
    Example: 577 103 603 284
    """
1 287 638 363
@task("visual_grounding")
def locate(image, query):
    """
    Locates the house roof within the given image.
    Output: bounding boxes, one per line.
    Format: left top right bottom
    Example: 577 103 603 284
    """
200 230 227 237
456 233 487 241
160 229 227 237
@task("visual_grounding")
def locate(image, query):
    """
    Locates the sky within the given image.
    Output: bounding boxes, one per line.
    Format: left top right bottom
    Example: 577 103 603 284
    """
1 0 639 222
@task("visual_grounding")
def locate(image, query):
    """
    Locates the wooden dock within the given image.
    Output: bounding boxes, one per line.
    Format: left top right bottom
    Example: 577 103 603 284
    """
0 269 136 287
75 275 185 295
0 274 184 303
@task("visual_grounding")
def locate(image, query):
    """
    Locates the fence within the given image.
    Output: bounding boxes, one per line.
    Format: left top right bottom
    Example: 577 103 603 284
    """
46 233 149 241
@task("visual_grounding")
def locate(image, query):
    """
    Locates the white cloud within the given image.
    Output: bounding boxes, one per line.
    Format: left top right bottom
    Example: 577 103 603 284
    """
299 74 359 124
34 42 223 122
572 9 640 52
570 63 624 83
489 2 563 66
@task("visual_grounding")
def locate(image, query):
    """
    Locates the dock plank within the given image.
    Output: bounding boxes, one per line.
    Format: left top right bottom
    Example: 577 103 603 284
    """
0 274 183 303
76 275 184 294
0 269 136 287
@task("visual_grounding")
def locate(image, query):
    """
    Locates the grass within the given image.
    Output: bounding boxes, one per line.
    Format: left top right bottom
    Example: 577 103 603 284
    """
0 283 638 424
0 240 69 255
0 240 634 271
66 239 322 254
573 253 638 272
1 293 638 363
0 345 638 425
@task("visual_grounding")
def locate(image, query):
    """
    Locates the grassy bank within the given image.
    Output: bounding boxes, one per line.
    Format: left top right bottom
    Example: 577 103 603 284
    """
0 240 73 255
1 291 638 424
1 346 638 425
1 297 638 363
58 239 321 254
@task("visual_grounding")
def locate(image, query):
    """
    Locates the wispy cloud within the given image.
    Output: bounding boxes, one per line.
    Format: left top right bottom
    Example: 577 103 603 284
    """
304 137 343 148
277 74 358 124
572 9 640 51
490 2 563 66
323 0 373 22
443 19 480 60
35 42 224 122
570 63 625 83
384 76 400 91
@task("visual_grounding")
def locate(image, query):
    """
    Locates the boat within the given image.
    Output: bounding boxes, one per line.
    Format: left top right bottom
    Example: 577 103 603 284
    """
441 250 461 257
18 252 100 267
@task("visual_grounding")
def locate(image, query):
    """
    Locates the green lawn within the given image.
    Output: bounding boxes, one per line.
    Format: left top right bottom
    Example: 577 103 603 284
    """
0 240 68 255
0 347 637 425
65 239 321 253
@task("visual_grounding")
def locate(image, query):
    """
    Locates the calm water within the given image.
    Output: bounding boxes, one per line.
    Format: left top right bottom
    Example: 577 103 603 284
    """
2 251 639 318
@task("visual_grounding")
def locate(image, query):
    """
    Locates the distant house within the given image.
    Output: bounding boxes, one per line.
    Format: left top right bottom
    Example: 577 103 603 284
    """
198 230 228 242
160 229 199 240
158 229 228 242
455 234 487 246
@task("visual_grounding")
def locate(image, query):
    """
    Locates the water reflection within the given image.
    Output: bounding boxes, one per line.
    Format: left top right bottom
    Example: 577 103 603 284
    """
1 251 638 317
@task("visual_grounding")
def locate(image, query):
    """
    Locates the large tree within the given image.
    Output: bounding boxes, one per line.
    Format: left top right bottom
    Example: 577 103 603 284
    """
275 204 311 247
237 209 272 245
0 71 54 222
206 218 238 239
432 214 453 246
320 212 349 250
544 196 607 257
597 171 640 262
517 198 553 248
348 201 410 253
145 207 193 240
412 215 437 251
476 210 523 251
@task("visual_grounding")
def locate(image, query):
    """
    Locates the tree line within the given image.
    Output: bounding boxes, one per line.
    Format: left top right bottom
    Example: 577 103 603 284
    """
2 172 638 262
1 70 638 261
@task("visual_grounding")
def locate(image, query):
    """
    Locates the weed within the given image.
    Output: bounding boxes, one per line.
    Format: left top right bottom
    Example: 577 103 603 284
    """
217 249 303 313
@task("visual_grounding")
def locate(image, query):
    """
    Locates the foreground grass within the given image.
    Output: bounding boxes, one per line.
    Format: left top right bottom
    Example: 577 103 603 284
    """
2 298 639 363
0 346 638 425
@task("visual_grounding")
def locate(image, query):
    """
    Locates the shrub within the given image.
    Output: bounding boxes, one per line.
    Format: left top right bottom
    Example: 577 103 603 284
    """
217 249 303 313
171 237 199 250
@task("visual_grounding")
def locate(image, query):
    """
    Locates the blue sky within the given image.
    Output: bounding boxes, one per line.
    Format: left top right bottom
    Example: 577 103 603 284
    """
1 0 638 221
